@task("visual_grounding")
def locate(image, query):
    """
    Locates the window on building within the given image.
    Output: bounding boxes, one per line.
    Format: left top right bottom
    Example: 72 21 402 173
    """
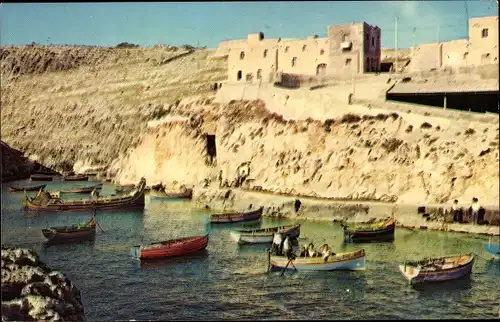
345 58 352 66
371 37 374 47
292 57 297 67
482 28 489 38
240 51 245 60
257 69 262 79
320 49 325 55
246 73 252 81
342 33 350 42
302 44 307 51
263 49 268 58
237 70 242 81
285 46 289 53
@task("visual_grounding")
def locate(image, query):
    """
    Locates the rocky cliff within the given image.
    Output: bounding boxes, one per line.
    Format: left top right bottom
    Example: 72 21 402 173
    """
1 247 85 321
112 99 499 205
1 45 498 205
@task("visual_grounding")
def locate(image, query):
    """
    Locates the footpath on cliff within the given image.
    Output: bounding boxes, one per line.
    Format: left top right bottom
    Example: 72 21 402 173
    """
1 45 498 236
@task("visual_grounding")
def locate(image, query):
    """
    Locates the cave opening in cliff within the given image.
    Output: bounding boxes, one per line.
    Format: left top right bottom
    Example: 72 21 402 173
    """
205 134 217 165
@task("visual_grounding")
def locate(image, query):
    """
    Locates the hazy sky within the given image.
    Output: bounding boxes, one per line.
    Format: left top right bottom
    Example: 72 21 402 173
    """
1 1 497 49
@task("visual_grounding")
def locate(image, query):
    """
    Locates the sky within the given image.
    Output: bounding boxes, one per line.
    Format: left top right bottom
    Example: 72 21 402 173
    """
0 1 498 49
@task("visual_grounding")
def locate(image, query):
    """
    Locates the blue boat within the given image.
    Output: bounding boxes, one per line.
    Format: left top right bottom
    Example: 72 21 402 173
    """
484 240 500 260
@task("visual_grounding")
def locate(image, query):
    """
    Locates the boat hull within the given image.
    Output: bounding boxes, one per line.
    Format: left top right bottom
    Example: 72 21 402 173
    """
231 225 301 244
63 175 89 181
399 254 475 285
9 184 46 192
210 207 263 224
132 235 209 260
484 242 500 260
24 179 147 212
344 220 395 243
42 228 96 244
60 184 103 194
270 249 366 271
30 175 53 181
148 189 193 200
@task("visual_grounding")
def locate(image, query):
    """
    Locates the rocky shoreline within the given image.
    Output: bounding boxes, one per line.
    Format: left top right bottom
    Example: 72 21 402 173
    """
194 188 500 236
1 247 85 321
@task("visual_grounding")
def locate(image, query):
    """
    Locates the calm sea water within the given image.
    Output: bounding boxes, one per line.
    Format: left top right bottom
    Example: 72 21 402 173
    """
1 180 499 320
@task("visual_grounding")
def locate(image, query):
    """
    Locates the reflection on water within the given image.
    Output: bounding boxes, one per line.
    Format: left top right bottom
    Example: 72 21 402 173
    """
1 181 499 320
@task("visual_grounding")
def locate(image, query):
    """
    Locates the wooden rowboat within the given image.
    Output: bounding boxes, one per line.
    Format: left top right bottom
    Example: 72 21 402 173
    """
484 241 500 260
343 218 395 243
230 224 301 244
42 216 96 244
63 174 89 181
60 183 103 194
210 206 263 224
8 184 46 192
30 174 53 181
23 178 146 211
269 248 366 271
147 188 193 200
399 253 475 285
131 234 209 260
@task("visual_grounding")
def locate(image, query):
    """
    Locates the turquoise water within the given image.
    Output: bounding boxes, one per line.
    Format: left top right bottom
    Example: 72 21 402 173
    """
1 180 499 320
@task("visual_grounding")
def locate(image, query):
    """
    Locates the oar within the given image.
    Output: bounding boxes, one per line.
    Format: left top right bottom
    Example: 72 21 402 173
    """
93 208 105 233
280 257 294 276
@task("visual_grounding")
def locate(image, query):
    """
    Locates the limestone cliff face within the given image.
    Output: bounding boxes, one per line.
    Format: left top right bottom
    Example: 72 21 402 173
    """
1 45 226 173
112 99 499 205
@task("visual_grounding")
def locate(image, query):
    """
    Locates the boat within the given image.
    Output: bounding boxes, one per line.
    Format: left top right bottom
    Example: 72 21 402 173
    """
210 206 263 224
115 184 136 193
147 188 193 200
60 183 103 194
8 184 47 192
483 240 500 260
230 224 301 244
268 248 366 271
63 174 89 181
42 216 96 243
23 178 147 211
131 234 209 260
343 217 395 243
398 253 475 285
30 174 53 181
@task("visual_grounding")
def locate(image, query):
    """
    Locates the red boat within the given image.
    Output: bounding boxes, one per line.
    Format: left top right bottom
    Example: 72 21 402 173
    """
131 234 209 260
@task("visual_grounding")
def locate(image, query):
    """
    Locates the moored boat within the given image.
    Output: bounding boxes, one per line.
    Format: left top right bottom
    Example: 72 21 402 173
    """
230 224 301 244
148 188 193 200
30 174 53 181
483 240 500 260
23 178 146 211
8 184 46 192
131 234 209 260
42 216 96 243
343 217 395 243
398 253 475 285
269 248 366 271
60 183 103 194
210 206 263 224
63 174 89 181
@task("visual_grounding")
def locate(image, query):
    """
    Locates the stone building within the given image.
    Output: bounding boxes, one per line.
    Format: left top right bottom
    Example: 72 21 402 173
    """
213 21 381 83
409 15 498 72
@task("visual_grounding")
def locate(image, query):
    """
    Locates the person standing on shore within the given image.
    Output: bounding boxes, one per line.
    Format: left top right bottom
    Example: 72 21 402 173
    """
283 236 292 258
471 198 480 225
451 200 459 222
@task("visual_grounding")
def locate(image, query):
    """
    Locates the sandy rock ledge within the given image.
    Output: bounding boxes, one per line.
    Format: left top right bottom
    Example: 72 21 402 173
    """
1 247 85 321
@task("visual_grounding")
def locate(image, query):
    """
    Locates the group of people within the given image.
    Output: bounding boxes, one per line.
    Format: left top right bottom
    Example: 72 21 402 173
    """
271 232 335 261
451 197 484 225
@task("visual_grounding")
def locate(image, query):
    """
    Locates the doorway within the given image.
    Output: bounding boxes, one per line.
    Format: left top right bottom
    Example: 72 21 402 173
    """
205 134 217 165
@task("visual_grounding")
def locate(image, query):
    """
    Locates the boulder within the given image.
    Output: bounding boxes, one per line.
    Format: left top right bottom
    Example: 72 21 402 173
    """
1 246 85 321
